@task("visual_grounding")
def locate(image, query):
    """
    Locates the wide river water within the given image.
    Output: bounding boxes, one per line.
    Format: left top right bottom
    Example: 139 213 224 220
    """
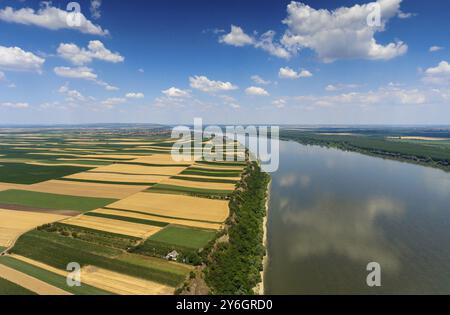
264 140 450 294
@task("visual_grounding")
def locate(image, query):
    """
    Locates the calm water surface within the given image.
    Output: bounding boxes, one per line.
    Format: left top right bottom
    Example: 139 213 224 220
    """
265 141 450 294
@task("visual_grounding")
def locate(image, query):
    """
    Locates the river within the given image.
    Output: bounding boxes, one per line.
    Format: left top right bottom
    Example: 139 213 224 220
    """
264 140 450 294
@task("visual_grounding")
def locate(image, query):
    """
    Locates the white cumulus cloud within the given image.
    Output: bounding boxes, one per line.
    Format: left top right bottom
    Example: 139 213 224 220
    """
279 67 312 79
0 3 108 36
57 41 124 65
0 45 45 72
422 61 450 85
219 25 254 47
125 92 145 99
281 0 407 62
90 0 102 19
162 87 191 98
54 66 97 80
429 46 444 53
245 86 270 96
189 75 238 93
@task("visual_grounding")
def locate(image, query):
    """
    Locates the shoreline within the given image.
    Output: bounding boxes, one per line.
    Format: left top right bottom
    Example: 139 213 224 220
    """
255 178 271 295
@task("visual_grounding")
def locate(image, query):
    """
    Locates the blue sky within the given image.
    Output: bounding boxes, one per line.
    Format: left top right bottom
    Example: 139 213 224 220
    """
0 0 449 125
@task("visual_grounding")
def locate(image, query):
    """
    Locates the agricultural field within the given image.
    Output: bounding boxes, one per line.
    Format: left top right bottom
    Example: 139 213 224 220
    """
0 128 246 295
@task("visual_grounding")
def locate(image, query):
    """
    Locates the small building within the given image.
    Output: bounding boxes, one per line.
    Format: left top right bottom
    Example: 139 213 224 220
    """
165 250 179 261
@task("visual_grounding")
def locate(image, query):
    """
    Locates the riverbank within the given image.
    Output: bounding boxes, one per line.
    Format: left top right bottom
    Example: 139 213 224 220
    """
254 178 271 295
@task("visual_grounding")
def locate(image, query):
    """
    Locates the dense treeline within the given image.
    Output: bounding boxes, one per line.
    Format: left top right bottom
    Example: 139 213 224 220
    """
204 162 270 294
281 131 450 171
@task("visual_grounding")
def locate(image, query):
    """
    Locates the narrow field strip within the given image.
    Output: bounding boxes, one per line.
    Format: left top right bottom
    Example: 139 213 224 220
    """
159 178 236 190
80 265 175 295
58 178 154 186
171 175 239 184
84 211 169 227
62 215 162 239
0 263 70 295
28 180 148 199
0 276 36 295
0 190 116 212
88 164 187 176
146 183 232 198
64 172 169 184
95 208 222 230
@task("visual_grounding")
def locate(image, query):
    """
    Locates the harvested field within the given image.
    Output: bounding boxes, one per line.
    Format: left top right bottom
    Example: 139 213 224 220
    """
64 172 168 184
79 265 174 295
0 209 68 248
133 154 194 166
11 230 187 286
0 276 36 295
0 263 70 295
28 180 148 199
6 255 112 295
107 192 229 223
0 190 116 212
159 178 236 190
93 208 222 230
89 164 187 176
63 215 162 238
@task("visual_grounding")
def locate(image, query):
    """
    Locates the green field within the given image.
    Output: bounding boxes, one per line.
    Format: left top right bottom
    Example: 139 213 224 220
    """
0 256 111 295
146 184 232 198
0 276 37 295
84 212 169 227
149 225 216 249
0 162 92 184
181 169 242 177
171 175 238 184
0 190 116 212
11 229 188 286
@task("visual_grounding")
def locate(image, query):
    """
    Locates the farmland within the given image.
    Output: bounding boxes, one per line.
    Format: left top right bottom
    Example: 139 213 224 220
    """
0 128 247 295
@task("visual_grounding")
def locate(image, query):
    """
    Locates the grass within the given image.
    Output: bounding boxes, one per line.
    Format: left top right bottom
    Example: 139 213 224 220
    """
146 184 232 198
181 169 242 177
0 256 112 295
196 160 246 167
0 276 37 295
84 212 169 227
11 230 187 287
171 175 238 184
0 189 117 212
0 246 6 253
149 225 216 249
0 162 92 184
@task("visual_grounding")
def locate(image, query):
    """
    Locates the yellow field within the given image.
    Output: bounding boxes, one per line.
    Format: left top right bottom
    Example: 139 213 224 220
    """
93 208 223 230
64 172 169 184
63 215 162 238
108 192 229 223
175 173 241 181
28 180 148 199
0 264 70 295
90 164 187 176
160 178 236 190
0 209 68 248
9 254 174 295
0 182 27 192
80 265 175 295
192 163 245 171
133 154 194 165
